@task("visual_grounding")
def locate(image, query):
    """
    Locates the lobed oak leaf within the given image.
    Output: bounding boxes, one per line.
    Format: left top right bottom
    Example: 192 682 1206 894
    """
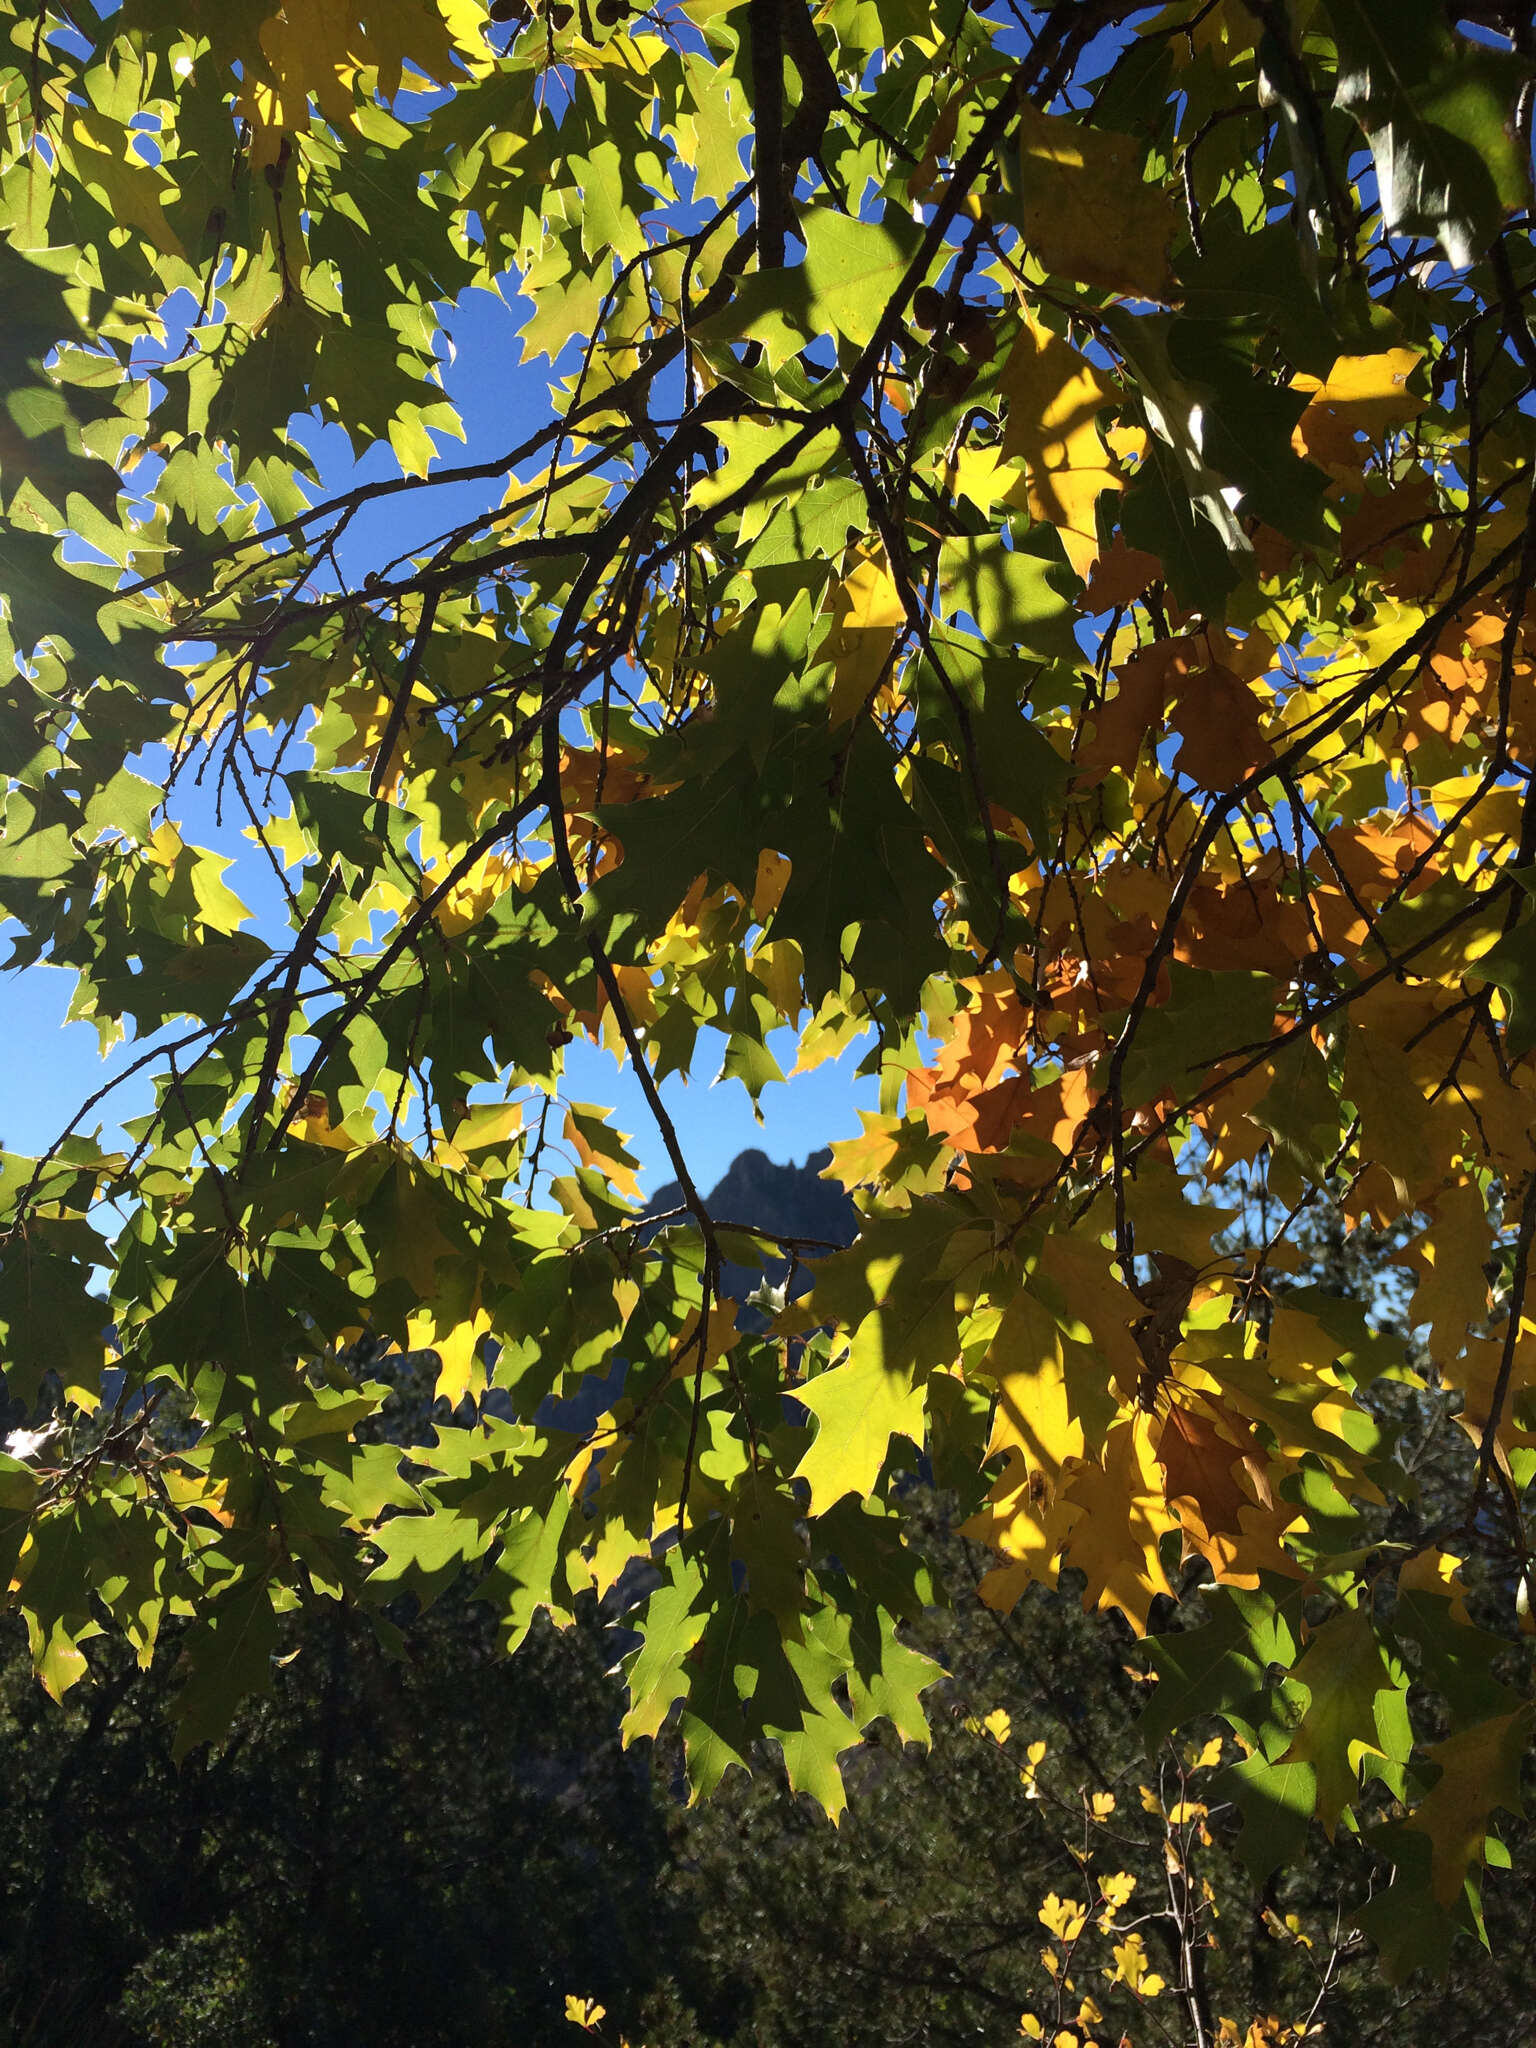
961 1455 1081 1611
1058 1414 1179 1633
1082 534 1163 610
827 552 906 726
563 1101 644 1201
1168 662 1273 791
1014 104 1180 302
997 314 1121 580
966 1066 1095 1157
1403 1705 1534 1905
407 1274 492 1409
1194 1060 1273 1177
1175 870 1310 975
1292 349 1426 445
792 1326 928 1515
1450 1332 1536 1464
1405 1177 1492 1369
1276 1604 1408 1836
980 1286 1086 1485
1032 1233 1148 1401
1156 1401 1266 1539
1076 637 1190 779
1343 1026 1464 1212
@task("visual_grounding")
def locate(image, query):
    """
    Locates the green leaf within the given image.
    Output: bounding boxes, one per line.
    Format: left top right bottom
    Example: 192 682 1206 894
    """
1469 916 1536 1057
622 1548 709 1745
169 1579 281 1758
936 534 1078 662
0 1235 109 1408
798 209 925 353
1142 1581 1304 1754
845 1605 939 1748
696 208 924 369
1330 0 1532 266
1275 1604 1408 1835
1117 966 1275 1109
1213 1751 1317 1883
1165 320 1328 543
1119 437 1241 615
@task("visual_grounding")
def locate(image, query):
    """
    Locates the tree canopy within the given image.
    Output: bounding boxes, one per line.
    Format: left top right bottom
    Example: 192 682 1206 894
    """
2 0 1536 1990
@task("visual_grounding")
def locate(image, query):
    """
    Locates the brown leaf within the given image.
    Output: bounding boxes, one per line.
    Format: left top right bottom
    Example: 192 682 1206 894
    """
1168 663 1273 789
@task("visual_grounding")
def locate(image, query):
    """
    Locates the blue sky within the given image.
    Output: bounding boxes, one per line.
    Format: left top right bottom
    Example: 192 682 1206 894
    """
1 285 878 1194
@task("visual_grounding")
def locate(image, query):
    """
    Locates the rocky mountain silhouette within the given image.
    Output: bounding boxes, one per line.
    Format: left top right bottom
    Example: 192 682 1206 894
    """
644 1146 858 1309
533 1150 858 1435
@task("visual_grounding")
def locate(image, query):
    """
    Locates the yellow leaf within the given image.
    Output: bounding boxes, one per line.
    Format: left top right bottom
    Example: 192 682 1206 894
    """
1015 102 1179 301
1033 1233 1146 1400
407 1287 491 1409
447 1100 524 1154
1291 348 1426 435
1017 1737 1049 1799
293 1093 364 1152
1453 1332 1536 1459
1038 1893 1089 1942
1397 1546 1471 1624
1165 1799 1208 1824
983 1706 1012 1744
1059 1415 1179 1632
827 552 907 726
1098 1870 1135 1908
792 1320 928 1514
421 850 516 937
749 937 805 1019
980 1287 1085 1483
563 1101 644 1201
998 315 1121 578
668 1298 741 1383
1343 1025 1462 1210
948 442 1017 516
752 848 792 921
1106 1930 1164 1996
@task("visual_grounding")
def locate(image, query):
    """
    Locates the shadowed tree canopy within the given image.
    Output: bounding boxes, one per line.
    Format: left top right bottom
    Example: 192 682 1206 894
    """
3 0 1536 1991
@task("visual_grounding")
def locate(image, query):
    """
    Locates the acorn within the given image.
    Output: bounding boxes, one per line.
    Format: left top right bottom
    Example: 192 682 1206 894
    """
952 303 995 361
911 284 945 332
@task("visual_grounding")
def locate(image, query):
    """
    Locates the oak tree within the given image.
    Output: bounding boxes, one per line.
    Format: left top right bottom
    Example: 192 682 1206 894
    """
2 0 1536 1985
